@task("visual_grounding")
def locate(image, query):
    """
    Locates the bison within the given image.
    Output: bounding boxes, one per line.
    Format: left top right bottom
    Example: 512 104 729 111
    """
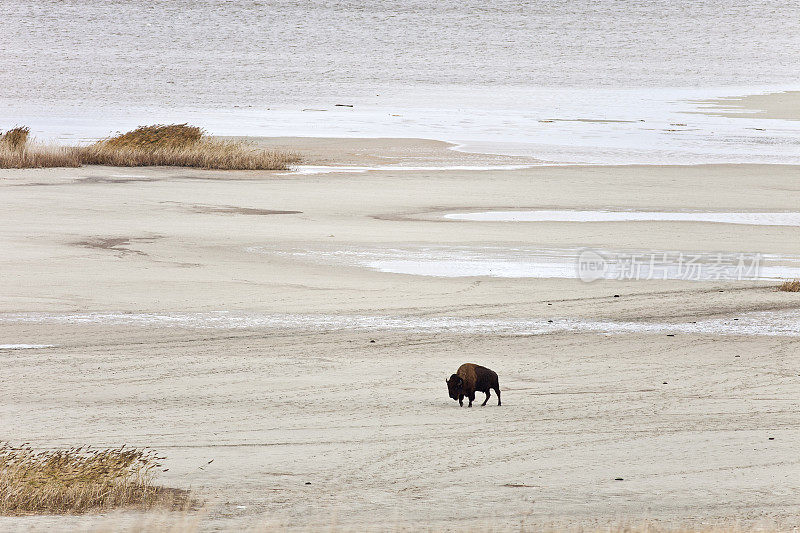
446 363 501 407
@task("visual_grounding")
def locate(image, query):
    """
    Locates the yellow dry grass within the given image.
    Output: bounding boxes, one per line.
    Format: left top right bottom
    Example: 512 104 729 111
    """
102 124 203 149
0 124 300 170
0 143 83 168
778 280 800 292
1 126 30 151
0 443 192 516
81 139 299 170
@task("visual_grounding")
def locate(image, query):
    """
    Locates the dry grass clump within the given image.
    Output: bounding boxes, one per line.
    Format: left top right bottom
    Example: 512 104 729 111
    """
82 138 299 170
0 443 192 516
102 124 203 149
0 124 300 170
1 126 30 150
778 280 800 292
0 143 83 168
0 127 78 169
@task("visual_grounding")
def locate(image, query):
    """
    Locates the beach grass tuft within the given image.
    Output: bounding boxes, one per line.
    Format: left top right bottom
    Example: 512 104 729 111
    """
0 143 83 168
0 443 193 516
81 138 299 170
0 124 300 170
1 126 30 151
778 280 800 292
102 124 203 149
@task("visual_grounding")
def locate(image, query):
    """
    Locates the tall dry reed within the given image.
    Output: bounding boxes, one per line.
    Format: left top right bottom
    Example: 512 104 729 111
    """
102 124 203 149
1 126 30 151
0 143 83 168
0 443 192 515
81 140 298 170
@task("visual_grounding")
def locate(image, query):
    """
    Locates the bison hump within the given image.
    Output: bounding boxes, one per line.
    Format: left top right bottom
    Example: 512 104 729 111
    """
456 363 478 385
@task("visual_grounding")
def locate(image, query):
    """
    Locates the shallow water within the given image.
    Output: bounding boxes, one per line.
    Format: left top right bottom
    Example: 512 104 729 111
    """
2 1 799 164
443 210 800 226
252 246 800 281
2 311 799 337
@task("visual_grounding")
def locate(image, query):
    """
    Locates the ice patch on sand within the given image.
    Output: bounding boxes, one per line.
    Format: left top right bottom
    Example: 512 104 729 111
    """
443 210 800 226
0 344 55 350
284 164 534 175
1 311 799 337
250 246 800 281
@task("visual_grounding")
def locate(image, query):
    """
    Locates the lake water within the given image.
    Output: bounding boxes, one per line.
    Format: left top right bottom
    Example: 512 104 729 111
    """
2 0 799 163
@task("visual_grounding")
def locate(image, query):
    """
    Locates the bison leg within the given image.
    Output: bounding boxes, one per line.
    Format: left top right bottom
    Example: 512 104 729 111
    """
481 390 490 406
467 393 474 407
458 394 464 407
495 386 501 406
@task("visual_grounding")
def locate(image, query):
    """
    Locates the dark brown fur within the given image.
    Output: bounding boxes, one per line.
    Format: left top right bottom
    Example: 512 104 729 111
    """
446 363 501 407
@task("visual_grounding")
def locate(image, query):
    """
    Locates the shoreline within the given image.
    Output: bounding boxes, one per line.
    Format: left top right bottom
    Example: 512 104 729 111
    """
240 136 800 169
5 86 800 166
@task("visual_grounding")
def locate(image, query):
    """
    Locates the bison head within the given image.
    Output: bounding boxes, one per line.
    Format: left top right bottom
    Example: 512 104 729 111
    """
446 374 463 400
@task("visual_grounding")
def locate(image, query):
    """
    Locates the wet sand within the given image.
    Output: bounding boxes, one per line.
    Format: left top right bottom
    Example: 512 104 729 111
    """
1 139 800 531
696 90 800 121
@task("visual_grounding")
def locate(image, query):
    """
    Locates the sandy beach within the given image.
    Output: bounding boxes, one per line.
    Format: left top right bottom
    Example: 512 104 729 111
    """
2 135 800 530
